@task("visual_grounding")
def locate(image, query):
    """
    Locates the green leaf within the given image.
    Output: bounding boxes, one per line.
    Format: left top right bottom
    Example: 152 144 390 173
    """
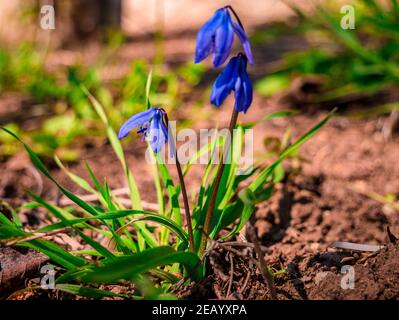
221 202 255 240
81 85 156 250
28 191 75 224
80 246 201 283
36 210 187 242
54 155 96 195
148 148 165 236
318 6 399 78
84 162 117 212
214 110 335 239
0 212 19 228
0 201 22 228
217 126 244 208
183 134 222 176
26 192 127 254
263 110 299 121
121 214 188 242
74 229 116 261
250 109 335 192
20 239 86 270
145 69 153 109
211 201 242 238
0 225 27 239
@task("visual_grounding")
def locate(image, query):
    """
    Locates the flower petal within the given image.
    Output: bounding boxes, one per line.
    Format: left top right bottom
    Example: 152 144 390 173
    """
118 108 157 139
210 56 239 106
234 59 253 113
161 117 175 158
212 10 234 67
194 8 225 64
232 22 254 65
148 111 168 153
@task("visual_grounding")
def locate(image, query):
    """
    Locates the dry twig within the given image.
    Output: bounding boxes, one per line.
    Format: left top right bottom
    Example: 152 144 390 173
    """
246 222 277 300
226 253 234 298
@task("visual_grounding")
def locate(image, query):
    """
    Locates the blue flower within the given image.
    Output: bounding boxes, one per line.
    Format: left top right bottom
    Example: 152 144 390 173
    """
195 7 254 68
118 107 169 153
210 54 253 113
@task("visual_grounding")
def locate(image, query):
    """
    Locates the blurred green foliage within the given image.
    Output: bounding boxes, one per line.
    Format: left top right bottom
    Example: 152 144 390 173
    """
0 43 64 99
0 41 205 160
254 0 399 103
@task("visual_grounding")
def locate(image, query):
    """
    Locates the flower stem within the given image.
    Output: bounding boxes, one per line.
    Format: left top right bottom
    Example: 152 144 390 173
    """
175 153 195 252
164 112 195 252
198 108 239 257
225 5 245 30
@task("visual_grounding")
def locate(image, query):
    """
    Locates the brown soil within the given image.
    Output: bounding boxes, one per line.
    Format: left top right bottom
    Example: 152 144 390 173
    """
0 247 48 296
178 241 399 300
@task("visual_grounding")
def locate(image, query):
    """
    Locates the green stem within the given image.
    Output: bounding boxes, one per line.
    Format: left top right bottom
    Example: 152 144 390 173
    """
164 112 195 252
198 108 239 256
175 153 195 252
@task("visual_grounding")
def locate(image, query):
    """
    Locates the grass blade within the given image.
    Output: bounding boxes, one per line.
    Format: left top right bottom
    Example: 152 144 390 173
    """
81 85 157 250
80 246 201 283
250 109 335 192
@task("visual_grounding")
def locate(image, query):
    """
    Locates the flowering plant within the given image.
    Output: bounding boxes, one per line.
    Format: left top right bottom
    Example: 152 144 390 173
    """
0 5 333 299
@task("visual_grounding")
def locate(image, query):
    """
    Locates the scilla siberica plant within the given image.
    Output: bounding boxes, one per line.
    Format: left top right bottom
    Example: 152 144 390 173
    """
118 5 253 256
194 5 254 255
191 6 331 260
0 5 333 299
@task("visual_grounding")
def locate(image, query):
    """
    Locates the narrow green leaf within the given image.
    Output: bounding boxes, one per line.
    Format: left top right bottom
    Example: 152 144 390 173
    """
74 229 116 261
250 110 335 192
54 156 96 195
145 69 153 109
19 239 86 270
36 210 187 241
221 202 255 240
0 225 27 239
263 110 299 121
81 86 156 250
0 212 18 228
80 246 201 283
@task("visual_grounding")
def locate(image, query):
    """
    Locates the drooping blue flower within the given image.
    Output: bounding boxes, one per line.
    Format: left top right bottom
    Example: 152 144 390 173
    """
210 54 253 113
195 7 254 68
118 107 169 153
